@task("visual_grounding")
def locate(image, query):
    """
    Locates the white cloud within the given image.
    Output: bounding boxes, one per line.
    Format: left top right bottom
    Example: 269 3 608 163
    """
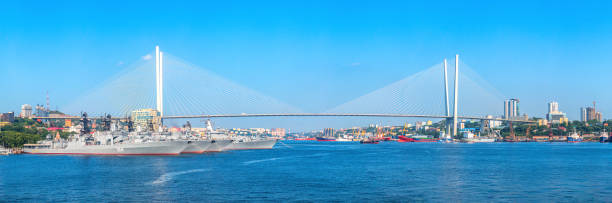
142 54 153 60
350 62 361 66
117 61 124 66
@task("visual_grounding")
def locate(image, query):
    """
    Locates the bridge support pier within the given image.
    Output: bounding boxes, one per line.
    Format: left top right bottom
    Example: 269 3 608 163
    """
445 118 453 139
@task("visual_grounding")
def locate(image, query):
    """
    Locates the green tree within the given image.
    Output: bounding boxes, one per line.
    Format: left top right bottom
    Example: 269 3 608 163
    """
0 118 48 148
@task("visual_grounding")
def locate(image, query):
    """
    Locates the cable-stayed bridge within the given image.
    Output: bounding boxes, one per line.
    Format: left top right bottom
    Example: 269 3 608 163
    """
36 114 530 121
51 46 532 133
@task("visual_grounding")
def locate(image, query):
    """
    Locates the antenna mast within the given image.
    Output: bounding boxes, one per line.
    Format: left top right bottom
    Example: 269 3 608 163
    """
46 91 50 111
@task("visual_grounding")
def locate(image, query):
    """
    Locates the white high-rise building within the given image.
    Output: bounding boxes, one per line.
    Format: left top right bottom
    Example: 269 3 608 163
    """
504 99 519 119
20 104 32 118
547 101 567 124
580 107 587 122
504 100 509 119
548 101 559 114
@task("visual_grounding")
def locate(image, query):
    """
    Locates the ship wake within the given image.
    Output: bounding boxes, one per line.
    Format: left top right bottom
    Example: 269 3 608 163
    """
149 168 211 185
242 153 328 165
243 157 284 165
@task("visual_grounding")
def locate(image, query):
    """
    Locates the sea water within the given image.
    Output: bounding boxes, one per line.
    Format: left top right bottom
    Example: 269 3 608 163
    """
1 142 611 202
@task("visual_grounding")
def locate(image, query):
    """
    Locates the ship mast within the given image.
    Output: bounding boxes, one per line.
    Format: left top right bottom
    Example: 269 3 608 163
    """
155 46 164 132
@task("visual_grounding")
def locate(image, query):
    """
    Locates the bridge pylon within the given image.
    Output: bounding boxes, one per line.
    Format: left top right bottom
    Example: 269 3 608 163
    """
442 55 460 139
452 54 459 138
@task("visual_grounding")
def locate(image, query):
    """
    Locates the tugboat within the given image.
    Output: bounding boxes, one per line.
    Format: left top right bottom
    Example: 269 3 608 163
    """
438 132 452 143
397 135 414 142
567 129 583 143
599 129 609 143
379 137 392 141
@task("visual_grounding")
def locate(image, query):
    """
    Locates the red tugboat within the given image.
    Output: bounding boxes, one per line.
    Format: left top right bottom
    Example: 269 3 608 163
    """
398 135 415 142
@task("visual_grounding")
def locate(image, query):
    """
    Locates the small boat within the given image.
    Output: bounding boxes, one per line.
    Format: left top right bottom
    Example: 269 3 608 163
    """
0 147 10 155
360 139 379 144
599 130 609 143
439 138 452 143
462 137 496 143
335 137 352 142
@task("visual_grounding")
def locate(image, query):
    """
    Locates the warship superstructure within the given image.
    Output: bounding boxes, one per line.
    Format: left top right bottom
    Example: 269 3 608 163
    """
23 113 187 155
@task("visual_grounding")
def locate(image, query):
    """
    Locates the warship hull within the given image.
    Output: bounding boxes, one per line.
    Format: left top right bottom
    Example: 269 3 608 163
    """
23 141 187 156
226 139 277 150
206 139 233 152
182 140 213 154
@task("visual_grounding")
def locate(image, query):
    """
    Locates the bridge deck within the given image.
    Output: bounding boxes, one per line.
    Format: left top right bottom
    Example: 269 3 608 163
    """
32 113 534 123
164 113 534 122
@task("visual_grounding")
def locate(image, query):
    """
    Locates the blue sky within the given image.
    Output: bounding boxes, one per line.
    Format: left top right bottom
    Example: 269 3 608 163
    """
1 0 612 121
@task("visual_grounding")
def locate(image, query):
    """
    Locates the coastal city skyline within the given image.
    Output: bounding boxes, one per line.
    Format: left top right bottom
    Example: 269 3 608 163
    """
2 1 612 121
